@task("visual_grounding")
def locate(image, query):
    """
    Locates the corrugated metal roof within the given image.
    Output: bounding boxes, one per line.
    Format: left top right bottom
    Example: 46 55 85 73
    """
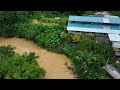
69 15 120 25
68 22 104 29
105 15 119 18
67 27 120 34
110 25 120 30
109 18 120 24
68 21 120 30
69 16 103 23
108 34 120 42
103 18 109 23
67 15 120 34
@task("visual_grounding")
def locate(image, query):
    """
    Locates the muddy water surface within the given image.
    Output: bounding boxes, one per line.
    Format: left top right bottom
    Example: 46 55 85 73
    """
0 37 74 79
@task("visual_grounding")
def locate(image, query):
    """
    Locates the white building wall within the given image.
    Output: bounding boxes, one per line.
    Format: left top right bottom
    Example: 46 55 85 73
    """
112 42 120 48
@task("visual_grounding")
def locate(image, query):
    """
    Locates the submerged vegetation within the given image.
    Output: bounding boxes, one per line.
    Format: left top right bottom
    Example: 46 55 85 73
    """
0 11 117 79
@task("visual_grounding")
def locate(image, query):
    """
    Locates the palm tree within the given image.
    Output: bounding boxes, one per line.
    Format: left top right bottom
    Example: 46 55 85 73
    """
75 50 98 76
77 49 97 64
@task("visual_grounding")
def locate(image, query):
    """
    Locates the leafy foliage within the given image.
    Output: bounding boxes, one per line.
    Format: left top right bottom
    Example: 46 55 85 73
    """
15 11 32 22
36 25 62 48
63 43 77 57
93 43 114 59
0 46 46 79
113 63 120 72
0 11 17 37
58 11 86 16
0 45 15 60
110 11 120 16
72 50 109 79
62 34 113 79
82 11 93 16
0 11 33 37
71 33 81 43
76 34 96 51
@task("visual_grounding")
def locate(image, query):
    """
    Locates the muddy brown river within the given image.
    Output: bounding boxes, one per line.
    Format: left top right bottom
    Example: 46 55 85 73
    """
0 37 74 79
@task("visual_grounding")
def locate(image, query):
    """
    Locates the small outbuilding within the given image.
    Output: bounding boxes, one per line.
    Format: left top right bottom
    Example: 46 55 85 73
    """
103 64 120 79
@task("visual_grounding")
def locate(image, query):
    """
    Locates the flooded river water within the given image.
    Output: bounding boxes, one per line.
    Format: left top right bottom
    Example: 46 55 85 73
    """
0 37 74 79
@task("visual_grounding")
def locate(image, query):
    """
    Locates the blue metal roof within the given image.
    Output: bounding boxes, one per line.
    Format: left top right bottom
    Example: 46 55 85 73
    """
68 22 104 29
69 16 120 25
110 25 120 30
69 16 103 23
109 18 120 24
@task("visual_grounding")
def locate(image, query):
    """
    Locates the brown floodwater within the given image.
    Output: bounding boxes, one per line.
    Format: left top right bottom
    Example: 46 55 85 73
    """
0 37 74 79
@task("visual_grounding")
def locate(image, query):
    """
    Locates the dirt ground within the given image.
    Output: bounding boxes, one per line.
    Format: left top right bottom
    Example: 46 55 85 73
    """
0 37 75 79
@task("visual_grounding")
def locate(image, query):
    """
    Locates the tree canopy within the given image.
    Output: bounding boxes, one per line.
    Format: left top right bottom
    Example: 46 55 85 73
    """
0 45 46 79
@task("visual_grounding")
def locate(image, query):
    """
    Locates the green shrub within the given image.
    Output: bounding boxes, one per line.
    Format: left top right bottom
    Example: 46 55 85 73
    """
71 50 110 79
0 55 46 79
59 18 67 26
36 25 62 48
16 11 31 22
0 45 46 79
32 11 42 20
71 33 81 43
82 11 93 16
113 63 120 72
110 11 120 16
78 36 96 51
0 11 17 37
64 34 73 43
14 23 29 38
14 23 44 40
93 43 114 59
60 31 68 39
0 45 15 60
45 29 62 48
63 43 77 57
